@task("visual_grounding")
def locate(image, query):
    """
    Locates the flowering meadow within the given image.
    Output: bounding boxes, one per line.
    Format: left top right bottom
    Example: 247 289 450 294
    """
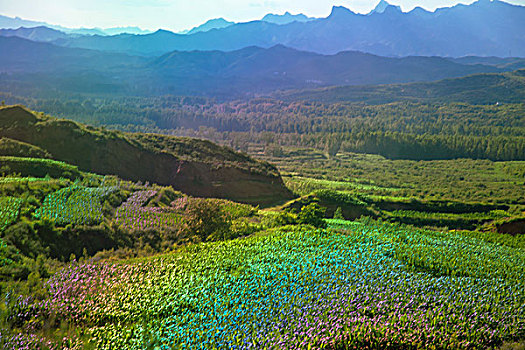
34 185 118 225
0 196 22 231
8 219 525 349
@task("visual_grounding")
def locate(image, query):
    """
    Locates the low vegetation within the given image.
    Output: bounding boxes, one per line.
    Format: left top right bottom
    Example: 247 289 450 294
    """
0 105 523 349
2 219 524 349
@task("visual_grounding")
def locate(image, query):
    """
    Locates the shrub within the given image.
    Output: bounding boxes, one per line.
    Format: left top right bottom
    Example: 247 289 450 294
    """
297 203 327 228
273 211 298 226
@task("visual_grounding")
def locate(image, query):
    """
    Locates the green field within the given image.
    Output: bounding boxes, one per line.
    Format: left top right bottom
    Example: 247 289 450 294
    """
268 150 525 205
256 148 525 231
35 185 119 225
0 197 22 232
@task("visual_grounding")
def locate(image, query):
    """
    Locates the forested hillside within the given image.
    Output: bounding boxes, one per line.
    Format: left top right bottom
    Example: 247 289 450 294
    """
2 71 523 161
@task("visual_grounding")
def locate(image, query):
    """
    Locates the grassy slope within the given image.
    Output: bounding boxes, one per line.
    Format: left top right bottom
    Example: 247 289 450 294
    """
0 105 291 205
260 148 525 231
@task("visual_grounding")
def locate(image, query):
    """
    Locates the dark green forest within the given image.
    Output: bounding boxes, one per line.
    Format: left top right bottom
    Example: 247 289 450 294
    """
2 93 523 161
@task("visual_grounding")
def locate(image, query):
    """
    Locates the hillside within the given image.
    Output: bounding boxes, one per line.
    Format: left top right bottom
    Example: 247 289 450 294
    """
277 70 525 105
0 36 145 74
151 45 501 89
0 105 292 205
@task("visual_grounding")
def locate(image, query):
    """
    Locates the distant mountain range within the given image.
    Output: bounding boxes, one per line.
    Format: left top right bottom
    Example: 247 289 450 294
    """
373 0 403 13
1 36 521 98
178 12 313 35
0 14 152 36
1 0 522 57
261 12 314 24
0 26 70 42
0 10 314 37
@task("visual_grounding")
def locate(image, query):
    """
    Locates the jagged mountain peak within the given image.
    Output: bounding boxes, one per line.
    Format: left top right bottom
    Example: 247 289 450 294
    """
370 0 402 14
261 11 312 24
186 18 234 35
328 6 356 18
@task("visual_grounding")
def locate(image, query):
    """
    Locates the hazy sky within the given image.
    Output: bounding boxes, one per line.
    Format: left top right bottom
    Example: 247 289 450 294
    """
1 0 524 32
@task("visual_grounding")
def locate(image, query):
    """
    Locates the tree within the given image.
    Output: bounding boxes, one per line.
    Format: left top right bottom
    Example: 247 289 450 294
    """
325 136 342 158
181 198 231 241
264 143 284 157
333 207 345 220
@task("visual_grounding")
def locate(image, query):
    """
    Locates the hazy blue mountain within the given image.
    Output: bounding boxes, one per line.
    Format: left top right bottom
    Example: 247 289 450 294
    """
450 57 525 70
369 0 402 14
151 45 502 88
261 12 313 24
278 70 525 105
65 28 107 36
0 36 144 73
0 14 151 36
0 15 47 29
184 18 235 35
103 27 152 35
48 0 525 57
0 26 69 42
178 11 313 35
0 36 506 98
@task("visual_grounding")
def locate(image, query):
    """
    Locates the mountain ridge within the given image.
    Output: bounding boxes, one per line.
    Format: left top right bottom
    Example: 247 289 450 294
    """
0 36 509 97
9 0 520 57
276 70 525 104
0 14 152 36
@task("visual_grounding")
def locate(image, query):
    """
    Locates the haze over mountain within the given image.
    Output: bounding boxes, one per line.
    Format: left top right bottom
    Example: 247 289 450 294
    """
13 0 519 57
0 36 512 98
0 26 69 42
182 18 235 35
0 14 152 36
369 0 402 14
278 70 525 105
261 12 314 24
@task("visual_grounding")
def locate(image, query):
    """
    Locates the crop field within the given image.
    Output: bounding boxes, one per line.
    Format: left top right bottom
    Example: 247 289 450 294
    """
35 185 119 225
114 190 183 231
384 210 511 230
0 196 22 231
114 191 255 231
265 150 525 205
283 176 400 197
7 219 525 349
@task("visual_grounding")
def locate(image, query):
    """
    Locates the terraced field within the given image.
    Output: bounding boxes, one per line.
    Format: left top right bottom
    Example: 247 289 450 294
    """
0 196 22 231
35 185 119 225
